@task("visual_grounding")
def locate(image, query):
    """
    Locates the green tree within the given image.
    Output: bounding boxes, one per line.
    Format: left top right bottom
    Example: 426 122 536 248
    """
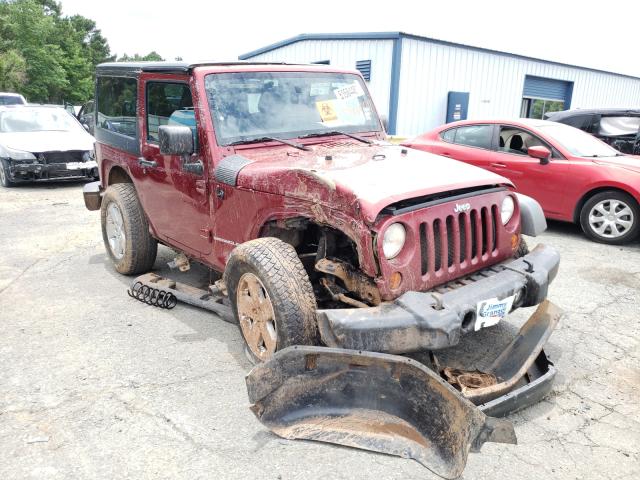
117 51 165 62
0 49 27 91
0 0 112 103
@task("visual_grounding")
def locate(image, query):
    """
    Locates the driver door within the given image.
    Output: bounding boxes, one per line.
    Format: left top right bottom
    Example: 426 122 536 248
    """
135 76 211 256
490 125 568 216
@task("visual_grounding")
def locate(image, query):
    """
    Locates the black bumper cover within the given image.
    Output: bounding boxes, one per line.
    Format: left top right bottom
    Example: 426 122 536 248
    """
317 244 560 354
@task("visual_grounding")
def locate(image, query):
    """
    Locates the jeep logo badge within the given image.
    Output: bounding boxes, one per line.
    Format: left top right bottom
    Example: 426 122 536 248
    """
454 203 471 213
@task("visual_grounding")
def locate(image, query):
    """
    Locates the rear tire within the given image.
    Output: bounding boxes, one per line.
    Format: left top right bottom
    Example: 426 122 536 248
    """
224 237 318 363
101 183 157 274
0 159 14 187
579 191 639 245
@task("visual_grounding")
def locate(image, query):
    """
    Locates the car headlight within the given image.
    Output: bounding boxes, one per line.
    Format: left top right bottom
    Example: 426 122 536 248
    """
82 150 95 162
501 196 515 225
382 223 406 259
1 146 36 161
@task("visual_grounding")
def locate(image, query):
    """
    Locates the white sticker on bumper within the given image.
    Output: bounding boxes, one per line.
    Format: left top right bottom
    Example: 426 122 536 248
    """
66 161 97 170
475 295 516 331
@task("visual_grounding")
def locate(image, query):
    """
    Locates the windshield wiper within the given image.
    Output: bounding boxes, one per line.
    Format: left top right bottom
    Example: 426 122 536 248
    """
299 130 373 145
229 136 310 151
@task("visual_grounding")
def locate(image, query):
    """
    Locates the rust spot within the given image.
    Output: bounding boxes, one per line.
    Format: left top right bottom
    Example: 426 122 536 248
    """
305 354 318 371
443 367 497 392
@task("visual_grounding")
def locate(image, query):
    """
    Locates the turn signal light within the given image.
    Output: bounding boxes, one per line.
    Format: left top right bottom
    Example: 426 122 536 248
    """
511 234 520 251
390 272 403 290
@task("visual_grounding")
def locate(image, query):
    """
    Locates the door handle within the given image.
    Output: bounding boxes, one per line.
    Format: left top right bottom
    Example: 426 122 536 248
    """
195 179 206 194
490 162 507 168
137 157 157 168
441 152 452 157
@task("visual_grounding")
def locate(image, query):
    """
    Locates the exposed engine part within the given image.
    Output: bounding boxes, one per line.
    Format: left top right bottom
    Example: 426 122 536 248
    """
320 277 369 308
209 279 227 297
315 257 381 305
168 253 190 272
127 281 178 309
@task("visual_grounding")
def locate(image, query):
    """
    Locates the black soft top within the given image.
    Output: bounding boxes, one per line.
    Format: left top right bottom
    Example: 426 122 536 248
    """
95 61 299 76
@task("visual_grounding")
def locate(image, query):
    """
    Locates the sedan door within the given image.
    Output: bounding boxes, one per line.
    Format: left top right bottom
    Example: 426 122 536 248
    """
489 125 568 216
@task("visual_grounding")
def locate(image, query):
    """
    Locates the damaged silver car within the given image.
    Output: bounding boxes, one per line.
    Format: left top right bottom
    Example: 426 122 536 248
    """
0 105 97 187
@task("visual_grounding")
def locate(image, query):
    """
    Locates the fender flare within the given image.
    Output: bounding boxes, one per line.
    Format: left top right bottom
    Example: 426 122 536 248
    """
516 193 547 237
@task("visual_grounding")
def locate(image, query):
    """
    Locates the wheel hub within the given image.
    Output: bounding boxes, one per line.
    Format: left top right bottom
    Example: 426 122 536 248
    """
237 273 277 361
588 199 634 239
105 203 126 259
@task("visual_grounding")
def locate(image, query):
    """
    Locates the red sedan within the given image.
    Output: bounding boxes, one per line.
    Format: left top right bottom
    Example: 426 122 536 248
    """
404 119 640 244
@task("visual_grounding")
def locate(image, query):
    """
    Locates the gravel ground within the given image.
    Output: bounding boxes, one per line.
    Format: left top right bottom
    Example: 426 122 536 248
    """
0 181 638 480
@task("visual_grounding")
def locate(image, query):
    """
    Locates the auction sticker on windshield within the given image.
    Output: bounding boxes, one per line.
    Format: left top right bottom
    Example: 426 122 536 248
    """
474 295 516 331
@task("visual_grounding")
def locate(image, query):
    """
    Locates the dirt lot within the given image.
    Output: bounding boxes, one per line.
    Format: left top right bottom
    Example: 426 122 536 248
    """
1 181 639 480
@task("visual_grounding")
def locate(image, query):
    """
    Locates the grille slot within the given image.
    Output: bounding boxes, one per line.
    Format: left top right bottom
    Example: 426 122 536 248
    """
42 151 84 164
433 219 442 272
419 223 429 276
446 215 455 268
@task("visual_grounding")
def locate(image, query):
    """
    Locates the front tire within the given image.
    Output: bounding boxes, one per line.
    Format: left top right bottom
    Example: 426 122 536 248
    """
224 237 318 363
579 191 639 244
0 159 14 187
100 183 157 274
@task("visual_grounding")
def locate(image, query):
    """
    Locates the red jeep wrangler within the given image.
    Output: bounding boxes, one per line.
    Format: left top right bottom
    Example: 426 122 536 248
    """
83 62 561 475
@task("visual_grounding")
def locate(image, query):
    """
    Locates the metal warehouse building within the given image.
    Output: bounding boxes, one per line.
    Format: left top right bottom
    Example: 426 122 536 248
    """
239 32 640 136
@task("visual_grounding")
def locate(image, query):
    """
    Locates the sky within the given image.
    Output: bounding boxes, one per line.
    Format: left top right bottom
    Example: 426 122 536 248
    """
60 0 640 77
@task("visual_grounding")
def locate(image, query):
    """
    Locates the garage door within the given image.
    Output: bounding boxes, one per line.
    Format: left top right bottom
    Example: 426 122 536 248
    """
521 75 573 119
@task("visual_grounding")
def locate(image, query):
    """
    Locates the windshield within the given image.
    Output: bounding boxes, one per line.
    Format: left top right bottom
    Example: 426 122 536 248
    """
538 122 620 157
0 95 25 106
0 108 82 133
205 71 381 145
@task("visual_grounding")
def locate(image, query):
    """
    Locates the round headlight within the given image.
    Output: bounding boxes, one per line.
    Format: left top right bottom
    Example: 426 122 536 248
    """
382 223 406 259
501 196 515 225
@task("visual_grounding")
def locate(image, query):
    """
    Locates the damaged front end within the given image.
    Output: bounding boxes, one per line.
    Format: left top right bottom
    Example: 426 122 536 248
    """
246 300 563 478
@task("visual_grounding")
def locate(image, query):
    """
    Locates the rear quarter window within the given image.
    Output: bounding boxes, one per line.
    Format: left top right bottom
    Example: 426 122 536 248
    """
96 77 137 138
440 128 456 142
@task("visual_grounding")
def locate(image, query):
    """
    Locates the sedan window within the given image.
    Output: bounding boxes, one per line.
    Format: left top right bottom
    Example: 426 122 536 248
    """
451 125 493 149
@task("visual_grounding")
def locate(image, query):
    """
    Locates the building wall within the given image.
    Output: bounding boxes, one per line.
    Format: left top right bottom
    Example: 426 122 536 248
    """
243 39 394 118
396 38 640 136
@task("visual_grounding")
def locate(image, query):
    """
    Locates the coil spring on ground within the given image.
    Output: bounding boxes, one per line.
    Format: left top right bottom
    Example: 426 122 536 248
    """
127 281 178 309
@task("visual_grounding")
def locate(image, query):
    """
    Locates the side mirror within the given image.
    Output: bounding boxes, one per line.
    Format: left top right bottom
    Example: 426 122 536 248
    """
158 125 194 156
380 114 389 132
527 145 551 165
81 123 90 132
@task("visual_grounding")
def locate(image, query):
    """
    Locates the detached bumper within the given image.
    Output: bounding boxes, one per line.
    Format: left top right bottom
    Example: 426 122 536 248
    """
317 244 560 354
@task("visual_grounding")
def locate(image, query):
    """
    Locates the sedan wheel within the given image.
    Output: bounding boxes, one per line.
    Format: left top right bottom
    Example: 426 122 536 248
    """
0 159 14 187
580 191 639 244
588 200 634 239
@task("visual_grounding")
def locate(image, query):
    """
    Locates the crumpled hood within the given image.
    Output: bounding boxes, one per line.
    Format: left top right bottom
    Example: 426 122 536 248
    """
593 155 640 174
0 130 94 154
235 143 511 223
